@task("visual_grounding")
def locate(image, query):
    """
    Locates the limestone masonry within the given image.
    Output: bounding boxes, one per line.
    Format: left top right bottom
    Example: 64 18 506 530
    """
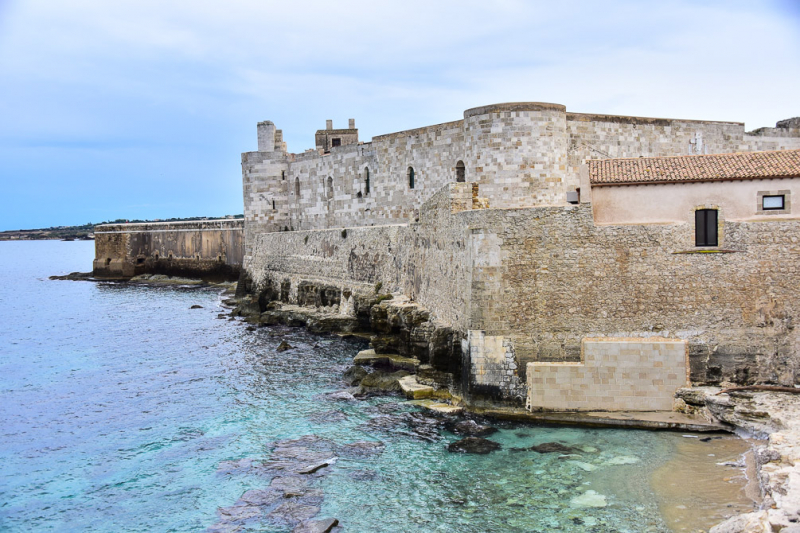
239 102 800 412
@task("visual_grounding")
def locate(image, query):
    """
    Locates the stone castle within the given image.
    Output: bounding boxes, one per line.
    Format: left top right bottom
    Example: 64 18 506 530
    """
239 102 800 410
95 102 800 412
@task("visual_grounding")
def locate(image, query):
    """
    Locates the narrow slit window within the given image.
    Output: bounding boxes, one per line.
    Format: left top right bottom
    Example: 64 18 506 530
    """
695 209 718 247
408 167 415 189
763 195 785 210
456 160 465 183
364 168 370 196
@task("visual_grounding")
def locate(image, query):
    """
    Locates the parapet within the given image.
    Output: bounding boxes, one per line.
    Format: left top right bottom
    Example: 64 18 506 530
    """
315 119 358 152
464 102 566 118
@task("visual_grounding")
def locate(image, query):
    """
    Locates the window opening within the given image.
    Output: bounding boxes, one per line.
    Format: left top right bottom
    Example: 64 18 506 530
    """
331 138 341 147
456 160 465 183
281 170 285 180
695 209 718 247
327 177 333 199
408 167 415 189
295 177 300 196
364 168 370 196
763 195 785 210
272 199 276 210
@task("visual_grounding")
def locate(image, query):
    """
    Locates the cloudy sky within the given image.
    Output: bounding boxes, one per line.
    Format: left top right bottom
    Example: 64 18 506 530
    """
0 0 798 230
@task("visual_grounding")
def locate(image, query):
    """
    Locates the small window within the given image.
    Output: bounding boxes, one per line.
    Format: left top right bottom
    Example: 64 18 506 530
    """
695 209 718 247
272 199 276 210
408 167 415 189
331 138 341 147
763 195 785 210
295 177 300 196
364 167 370 196
281 170 285 180
455 160 465 183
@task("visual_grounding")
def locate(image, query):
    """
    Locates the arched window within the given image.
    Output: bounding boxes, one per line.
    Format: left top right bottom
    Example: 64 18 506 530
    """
295 177 300 197
456 160 465 183
364 167 370 196
408 167 415 189
327 176 333 199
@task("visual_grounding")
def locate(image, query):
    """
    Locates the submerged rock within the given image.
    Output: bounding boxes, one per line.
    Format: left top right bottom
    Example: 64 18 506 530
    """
447 437 501 454
605 455 640 465
267 502 321 526
338 441 385 457
190 304 203 309
569 490 607 508
293 518 339 533
530 442 579 454
446 419 498 437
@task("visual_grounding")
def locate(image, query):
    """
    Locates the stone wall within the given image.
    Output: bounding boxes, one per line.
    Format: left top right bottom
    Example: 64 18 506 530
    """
242 103 800 251
527 338 688 411
247 183 473 331
460 204 800 391
93 219 243 280
245 181 800 407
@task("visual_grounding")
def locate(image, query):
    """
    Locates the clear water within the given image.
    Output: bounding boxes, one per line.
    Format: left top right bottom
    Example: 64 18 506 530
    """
0 241 749 532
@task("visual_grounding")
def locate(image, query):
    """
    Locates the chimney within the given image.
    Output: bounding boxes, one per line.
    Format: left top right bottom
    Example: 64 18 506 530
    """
349 118 355 129
326 119 333 131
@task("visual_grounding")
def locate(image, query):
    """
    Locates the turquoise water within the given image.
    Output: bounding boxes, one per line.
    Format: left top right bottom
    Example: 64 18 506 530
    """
0 241 737 532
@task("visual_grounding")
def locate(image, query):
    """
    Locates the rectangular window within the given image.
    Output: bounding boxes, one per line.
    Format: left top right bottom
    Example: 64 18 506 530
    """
695 209 718 247
762 195 785 210
331 138 341 147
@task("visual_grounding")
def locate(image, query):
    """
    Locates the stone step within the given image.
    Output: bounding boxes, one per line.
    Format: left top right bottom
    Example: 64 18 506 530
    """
354 349 420 372
407 399 464 415
398 375 434 399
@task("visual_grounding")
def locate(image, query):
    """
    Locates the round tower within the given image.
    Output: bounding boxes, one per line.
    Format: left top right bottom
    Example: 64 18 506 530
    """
462 102 568 208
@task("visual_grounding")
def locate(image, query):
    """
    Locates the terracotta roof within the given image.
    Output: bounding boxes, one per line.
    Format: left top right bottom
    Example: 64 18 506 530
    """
589 149 800 186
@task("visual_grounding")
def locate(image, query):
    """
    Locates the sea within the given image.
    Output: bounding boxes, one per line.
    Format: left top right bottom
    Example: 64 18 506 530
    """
0 240 756 532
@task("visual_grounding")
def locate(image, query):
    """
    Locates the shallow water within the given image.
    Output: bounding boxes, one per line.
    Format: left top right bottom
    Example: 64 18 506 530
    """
0 241 755 532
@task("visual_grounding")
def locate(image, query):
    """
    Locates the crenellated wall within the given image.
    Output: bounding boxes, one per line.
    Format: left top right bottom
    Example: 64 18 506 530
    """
93 219 243 280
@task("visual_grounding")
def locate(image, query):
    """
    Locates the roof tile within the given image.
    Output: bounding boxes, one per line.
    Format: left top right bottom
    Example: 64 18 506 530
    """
588 149 800 185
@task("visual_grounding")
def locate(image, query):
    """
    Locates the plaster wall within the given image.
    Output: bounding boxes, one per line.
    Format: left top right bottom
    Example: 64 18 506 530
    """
592 178 800 225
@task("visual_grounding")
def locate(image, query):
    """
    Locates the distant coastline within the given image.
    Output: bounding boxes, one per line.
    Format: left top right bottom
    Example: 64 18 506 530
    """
0 215 244 241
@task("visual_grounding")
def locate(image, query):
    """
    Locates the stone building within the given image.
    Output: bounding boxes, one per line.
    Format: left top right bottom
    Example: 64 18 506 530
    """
241 102 800 411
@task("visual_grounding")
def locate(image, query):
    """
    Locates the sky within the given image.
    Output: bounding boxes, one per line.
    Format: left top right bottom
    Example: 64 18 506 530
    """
0 0 798 230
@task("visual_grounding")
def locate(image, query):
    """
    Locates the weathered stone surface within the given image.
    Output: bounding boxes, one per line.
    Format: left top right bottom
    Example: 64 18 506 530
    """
398 375 434 399
338 441 385 458
353 349 420 372
293 518 339 533
276 341 293 352
267 502 320 526
358 370 410 394
342 365 368 386
447 437 501 454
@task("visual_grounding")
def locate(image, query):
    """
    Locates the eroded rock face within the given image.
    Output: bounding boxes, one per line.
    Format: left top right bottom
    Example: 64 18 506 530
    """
447 437 501 454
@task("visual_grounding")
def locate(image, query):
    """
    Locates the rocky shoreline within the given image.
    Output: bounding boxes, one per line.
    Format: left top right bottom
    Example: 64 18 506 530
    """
55 271 796 531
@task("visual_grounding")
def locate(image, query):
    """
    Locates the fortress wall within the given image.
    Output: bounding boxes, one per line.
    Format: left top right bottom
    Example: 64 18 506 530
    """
744 130 800 151
463 204 800 388
464 104 569 208
247 183 474 331
93 220 243 280
565 114 747 193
